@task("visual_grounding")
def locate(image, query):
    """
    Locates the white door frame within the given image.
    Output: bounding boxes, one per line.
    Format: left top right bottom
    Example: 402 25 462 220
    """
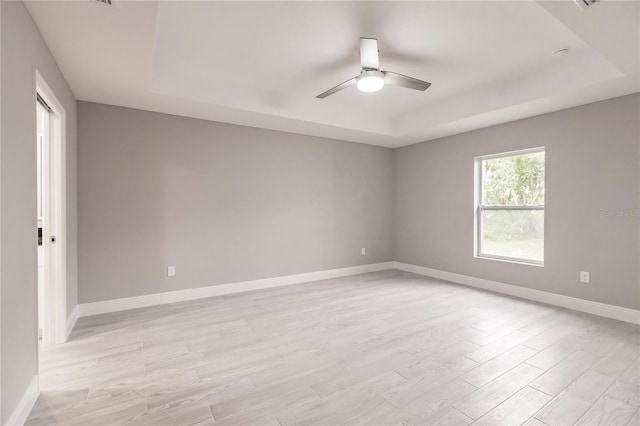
35 70 67 346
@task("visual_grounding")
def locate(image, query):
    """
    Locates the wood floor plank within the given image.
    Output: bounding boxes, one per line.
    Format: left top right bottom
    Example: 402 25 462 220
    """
419 406 474 426
522 416 551 426
591 334 640 378
533 370 615 425
310 351 417 397
124 403 214 426
606 358 640 408
529 350 601 396
460 345 538 388
278 372 404 425
581 325 636 356
211 364 342 419
306 395 393 426
145 377 255 412
465 330 535 364
574 394 637 426
210 387 320 426
525 334 588 371
472 386 552 426
627 408 640 426
388 356 478 407
377 379 477 425
454 363 545 419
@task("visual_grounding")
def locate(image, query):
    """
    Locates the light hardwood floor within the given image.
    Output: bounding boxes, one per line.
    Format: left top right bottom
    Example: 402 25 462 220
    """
27 270 640 425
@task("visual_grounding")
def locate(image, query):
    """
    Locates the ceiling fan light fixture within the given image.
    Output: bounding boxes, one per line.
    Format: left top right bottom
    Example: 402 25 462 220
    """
357 70 385 93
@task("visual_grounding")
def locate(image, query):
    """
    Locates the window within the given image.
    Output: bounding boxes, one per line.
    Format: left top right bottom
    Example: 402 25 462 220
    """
476 148 545 265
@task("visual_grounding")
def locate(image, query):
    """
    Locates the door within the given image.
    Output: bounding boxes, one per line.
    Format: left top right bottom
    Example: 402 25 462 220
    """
37 96 52 345
36 71 68 348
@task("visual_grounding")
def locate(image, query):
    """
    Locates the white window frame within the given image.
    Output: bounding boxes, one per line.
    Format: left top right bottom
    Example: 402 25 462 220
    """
475 147 545 266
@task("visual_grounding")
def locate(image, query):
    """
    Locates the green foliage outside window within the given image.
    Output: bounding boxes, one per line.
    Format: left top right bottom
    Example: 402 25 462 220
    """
482 151 545 206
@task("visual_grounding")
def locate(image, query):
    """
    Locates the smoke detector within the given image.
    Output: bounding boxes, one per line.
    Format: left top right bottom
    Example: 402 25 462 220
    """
573 0 599 9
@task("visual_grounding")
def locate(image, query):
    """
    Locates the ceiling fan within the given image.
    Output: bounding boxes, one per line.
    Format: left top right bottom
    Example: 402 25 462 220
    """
316 37 431 99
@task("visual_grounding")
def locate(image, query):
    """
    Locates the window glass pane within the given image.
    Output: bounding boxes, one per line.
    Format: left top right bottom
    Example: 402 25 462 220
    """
481 209 544 261
482 151 545 206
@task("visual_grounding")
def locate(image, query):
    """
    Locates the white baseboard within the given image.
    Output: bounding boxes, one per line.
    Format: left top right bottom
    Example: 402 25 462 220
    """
394 261 640 325
5 375 39 426
78 262 394 317
76 260 639 325
66 305 79 339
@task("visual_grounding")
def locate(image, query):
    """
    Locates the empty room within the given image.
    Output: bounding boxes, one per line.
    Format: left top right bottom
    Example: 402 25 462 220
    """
1 0 639 425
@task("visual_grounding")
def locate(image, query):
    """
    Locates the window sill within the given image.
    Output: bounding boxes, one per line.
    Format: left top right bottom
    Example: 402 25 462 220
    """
475 254 544 267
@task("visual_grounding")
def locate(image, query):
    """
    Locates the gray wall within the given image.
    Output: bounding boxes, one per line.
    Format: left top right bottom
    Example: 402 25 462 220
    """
394 94 640 310
1 1 78 423
78 96 640 311
77 102 393 303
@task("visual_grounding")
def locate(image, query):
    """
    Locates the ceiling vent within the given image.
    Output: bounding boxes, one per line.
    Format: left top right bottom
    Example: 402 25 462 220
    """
92 0 115 7
573 0 599 9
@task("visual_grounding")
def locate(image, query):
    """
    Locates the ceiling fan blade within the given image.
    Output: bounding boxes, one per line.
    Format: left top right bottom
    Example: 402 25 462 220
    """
316 76 358 99
360 38 379 70
382 71 431 91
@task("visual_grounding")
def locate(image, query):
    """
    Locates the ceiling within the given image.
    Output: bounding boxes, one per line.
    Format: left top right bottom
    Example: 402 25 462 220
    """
25 0 640 148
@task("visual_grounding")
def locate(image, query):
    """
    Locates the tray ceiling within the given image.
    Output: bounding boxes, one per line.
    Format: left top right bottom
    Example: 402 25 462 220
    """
25 0 640 148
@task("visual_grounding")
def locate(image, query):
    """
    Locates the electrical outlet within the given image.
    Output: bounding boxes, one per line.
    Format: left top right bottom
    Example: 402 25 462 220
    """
580 271 590 283
361 248 366 256
168 266 176 277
